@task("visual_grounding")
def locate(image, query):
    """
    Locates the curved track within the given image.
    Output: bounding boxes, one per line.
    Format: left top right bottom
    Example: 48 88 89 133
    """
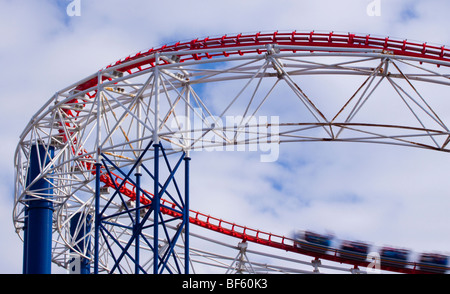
14 30 450 274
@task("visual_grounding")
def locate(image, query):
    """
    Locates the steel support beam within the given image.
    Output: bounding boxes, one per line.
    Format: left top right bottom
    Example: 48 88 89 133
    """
92 141 190 274
23 144 54 274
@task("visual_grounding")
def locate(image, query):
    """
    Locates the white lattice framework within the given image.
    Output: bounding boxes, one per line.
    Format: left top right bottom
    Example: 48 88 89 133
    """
13 31 450 273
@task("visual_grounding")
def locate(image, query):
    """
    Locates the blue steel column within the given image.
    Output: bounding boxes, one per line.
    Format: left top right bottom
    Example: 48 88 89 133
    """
69 212 91 274
184 84 191 274
135 170 141 274
153 54 161 274
184 155 190 274
93 162 101 274
23 144 55 274
153 143 160 274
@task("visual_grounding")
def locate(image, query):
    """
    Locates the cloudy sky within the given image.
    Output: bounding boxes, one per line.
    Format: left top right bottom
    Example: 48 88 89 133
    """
2 0 450 274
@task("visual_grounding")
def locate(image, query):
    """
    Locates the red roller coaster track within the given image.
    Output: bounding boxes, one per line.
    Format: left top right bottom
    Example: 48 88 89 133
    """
59 30 450 274
75 31 450 96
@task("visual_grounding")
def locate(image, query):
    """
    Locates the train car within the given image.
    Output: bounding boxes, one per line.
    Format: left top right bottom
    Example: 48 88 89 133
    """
380 247 410 268
294 231 332 254
339 240 369 262
293 228 449 273
417 253 448 274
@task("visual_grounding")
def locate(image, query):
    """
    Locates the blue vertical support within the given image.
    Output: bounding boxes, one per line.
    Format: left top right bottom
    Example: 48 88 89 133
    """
93 162 101 274
93 141 190 274
153 143 160 274
69 212 91 274
135 170 141 274
23 144 54 274
184 155 190 274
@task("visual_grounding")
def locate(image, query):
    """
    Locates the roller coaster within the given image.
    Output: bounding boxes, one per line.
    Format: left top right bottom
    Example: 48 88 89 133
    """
14 30 450 274
293 230 448 274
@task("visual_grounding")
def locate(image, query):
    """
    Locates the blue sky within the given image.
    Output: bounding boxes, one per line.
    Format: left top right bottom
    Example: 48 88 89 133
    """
2 0 450 273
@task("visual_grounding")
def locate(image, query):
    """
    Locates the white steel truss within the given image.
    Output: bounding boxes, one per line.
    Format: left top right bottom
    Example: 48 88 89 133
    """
13 31 450 273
